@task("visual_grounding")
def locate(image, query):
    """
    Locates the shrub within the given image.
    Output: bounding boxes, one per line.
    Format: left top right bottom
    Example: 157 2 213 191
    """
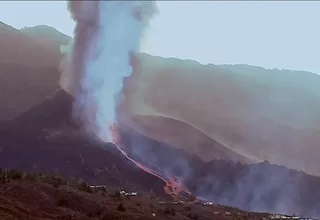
25 173 38 182
171 208 176 216
98 186 106 192
57 197 68 207
187 213 199 220
8 170 23 180
193 214 199 220
164 208 176 216
117 203 126 212
78 182 92 193
164 207 171 215
111 190 121 198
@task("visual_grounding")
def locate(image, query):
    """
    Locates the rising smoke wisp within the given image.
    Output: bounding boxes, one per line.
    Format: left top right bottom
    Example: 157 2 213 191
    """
60 1 157 142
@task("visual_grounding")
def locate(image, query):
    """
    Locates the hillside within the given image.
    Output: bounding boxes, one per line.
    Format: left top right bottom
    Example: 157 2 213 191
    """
60 47 320 175
0 169 283 220
1 91 320 218
0 91 166 196
120 121 320 218
114 52 320 176
0 23 64 120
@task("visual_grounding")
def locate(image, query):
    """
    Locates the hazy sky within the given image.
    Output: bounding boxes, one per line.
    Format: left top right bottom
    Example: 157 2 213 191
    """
0 1 319 74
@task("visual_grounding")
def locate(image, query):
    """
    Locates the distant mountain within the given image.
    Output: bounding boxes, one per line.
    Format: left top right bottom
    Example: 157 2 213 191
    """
20 25 71 51
119 53 320 176
0 22 64 120
0 22 61 66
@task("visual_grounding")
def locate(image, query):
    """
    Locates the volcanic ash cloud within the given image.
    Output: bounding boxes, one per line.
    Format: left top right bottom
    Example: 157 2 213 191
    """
60 1 157 142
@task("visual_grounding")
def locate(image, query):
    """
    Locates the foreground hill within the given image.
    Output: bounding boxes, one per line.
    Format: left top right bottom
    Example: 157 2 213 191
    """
0 169 281 220
1 91 320 218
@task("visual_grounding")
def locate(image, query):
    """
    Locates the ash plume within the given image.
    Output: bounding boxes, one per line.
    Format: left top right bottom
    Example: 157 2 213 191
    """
60 1 157 142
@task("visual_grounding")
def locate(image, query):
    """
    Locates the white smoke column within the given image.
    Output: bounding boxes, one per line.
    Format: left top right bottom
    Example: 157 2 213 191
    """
61 1 157 142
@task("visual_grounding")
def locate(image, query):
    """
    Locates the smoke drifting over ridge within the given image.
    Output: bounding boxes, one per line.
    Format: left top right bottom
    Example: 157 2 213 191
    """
60 1 157 142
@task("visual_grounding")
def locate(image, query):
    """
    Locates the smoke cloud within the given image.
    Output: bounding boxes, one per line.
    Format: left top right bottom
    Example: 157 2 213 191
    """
60 1 157 142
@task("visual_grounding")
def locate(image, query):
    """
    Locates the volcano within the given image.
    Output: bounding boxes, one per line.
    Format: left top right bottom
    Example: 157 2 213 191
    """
0 91 166 197
1 91 320 218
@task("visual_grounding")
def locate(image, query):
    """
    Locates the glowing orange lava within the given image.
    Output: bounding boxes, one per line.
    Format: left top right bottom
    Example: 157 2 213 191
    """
109 123 192 200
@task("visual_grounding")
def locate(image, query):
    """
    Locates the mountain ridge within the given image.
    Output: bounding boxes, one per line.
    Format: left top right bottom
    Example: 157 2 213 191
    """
2 21 320 176
20 25 71 51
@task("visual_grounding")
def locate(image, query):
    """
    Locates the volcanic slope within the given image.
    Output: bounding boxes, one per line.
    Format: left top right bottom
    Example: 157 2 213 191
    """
1 91 320 218
121 52 320 176
0 91 166 196
0 22 248 178
4 22 320 176
13 23 320 176
20 23 253 165
119 122 320 219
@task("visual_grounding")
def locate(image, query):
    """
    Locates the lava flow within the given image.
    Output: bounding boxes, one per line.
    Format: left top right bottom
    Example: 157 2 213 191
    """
110 124 192 200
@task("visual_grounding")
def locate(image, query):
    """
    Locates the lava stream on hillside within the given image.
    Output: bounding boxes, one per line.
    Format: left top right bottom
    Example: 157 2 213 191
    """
110 123 192 200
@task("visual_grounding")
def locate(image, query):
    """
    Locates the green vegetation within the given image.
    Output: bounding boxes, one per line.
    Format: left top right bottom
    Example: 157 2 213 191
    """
117 202 126 212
